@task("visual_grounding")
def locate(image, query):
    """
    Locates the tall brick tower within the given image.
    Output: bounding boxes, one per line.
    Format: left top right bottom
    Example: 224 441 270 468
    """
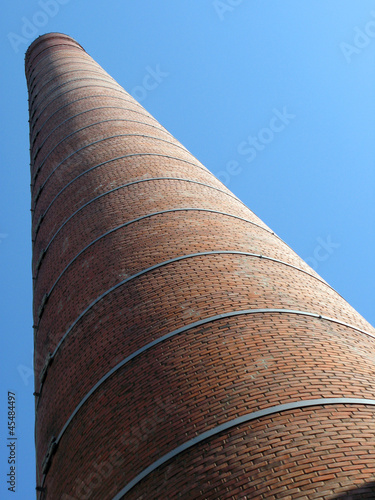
26 33 375 499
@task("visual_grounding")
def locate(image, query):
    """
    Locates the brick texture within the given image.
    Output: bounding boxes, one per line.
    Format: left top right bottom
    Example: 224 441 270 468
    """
26 33 375 499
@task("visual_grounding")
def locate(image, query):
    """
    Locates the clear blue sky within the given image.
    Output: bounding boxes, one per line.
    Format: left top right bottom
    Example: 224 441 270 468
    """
1 1 374 497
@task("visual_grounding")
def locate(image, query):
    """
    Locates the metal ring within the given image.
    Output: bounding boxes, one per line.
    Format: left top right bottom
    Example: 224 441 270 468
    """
112 397 375 499
30 69 117 103
29 58 102 93
26 35 84 69
26 42 86 82
32 129 193 185
29 59 103 94
30 76 125 122
31 84 135 127
29 55 100 87
26 42 84 74
31 151 209 213
31 107 167 161
34 178 247 250
36 396 375 498
35 209 273 310
30 74 123 113
31 94 142 143
35 255 357 393
31 126 185 197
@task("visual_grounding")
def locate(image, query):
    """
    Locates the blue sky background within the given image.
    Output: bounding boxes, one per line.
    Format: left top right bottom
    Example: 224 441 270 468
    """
1 1 374 497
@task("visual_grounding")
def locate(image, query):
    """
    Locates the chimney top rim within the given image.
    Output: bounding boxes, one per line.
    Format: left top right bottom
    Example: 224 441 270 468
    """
25 33 85 71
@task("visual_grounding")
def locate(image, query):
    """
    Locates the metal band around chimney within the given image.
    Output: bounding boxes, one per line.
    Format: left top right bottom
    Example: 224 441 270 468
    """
37 397 375 498
30 68 116 101
31 83 135 126
61 310 375 396
41 436 57 475
37 293 49 320
35 258 374 399
26 38 84 65
37 209 277 310
34 178 249 254
30 63 116 94
31 94 148 145
35 248 45 271
34 214 45 238
32 149 210 212
32 127 191 183
31 129 182 197
29 57 102 90
32 106 181 159
29 53 94 84
39 353 53 385
30 72 119 108
34 129 188 177
30 77 125 121
33 120 188 174
27 34 84 58
31 105 155 153
26 42 84 74
30 74 123 110
111 398 375 499
40 251 330 359
33 174 314 304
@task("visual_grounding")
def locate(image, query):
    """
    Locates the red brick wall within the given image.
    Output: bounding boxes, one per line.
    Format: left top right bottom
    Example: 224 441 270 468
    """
26 33 375 499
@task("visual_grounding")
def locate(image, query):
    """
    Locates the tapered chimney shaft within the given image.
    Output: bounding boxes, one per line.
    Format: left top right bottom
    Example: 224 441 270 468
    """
26 33 375 499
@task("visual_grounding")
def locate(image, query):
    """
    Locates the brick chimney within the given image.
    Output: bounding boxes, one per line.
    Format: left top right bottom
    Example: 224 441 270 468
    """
26 33 375 499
